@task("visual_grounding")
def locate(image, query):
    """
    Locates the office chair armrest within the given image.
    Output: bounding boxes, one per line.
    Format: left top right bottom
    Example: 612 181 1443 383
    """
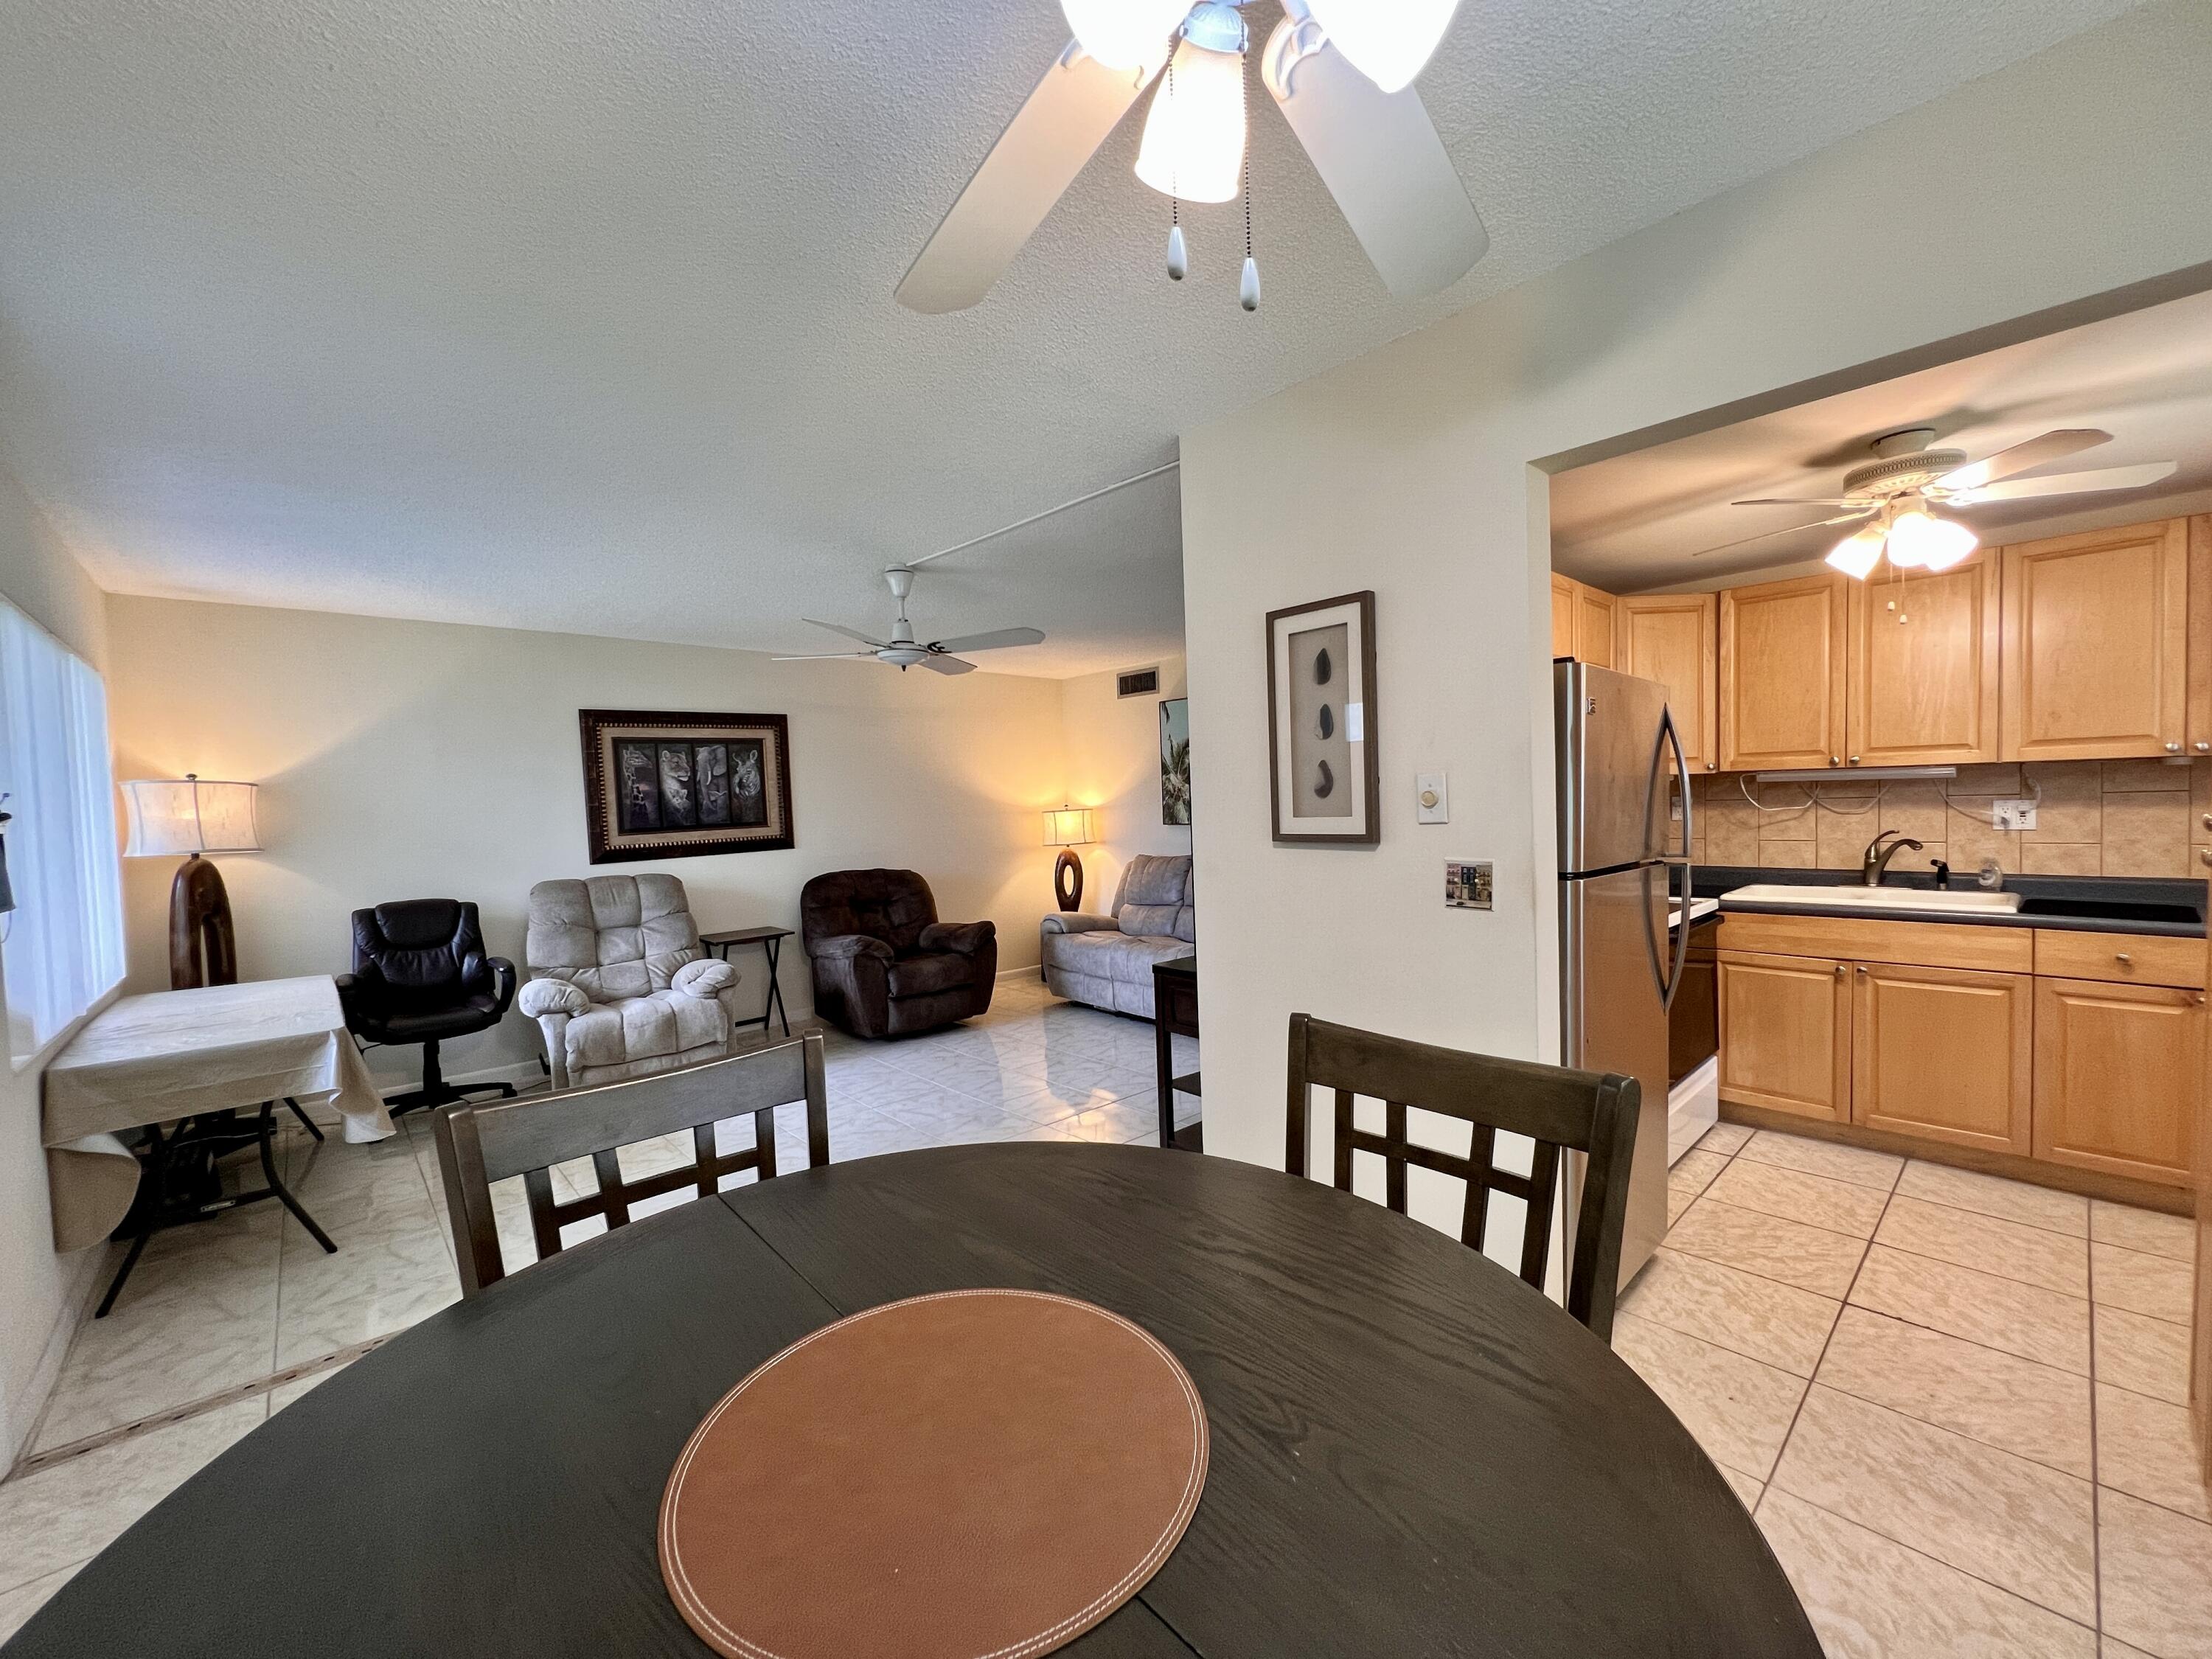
672 959 737 1000
466 953 518 1015
518 978 590 1020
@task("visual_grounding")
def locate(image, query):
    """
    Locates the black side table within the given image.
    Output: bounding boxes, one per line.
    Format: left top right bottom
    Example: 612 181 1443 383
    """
1151 954 1200 1152
700 927 793 1039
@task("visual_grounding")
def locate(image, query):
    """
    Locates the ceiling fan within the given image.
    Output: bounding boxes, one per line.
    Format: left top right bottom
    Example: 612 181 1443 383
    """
897 0 1487 315
1700 426 2179 578
775 566 1046 675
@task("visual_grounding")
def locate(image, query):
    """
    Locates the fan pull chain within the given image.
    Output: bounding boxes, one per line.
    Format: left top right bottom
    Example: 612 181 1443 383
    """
1164 56 1189 282
1239 96 1260 313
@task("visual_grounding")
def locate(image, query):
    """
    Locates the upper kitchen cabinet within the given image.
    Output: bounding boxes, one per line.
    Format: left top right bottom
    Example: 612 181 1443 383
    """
2000 518 2188 762
1845 546 2002 766
1550 574 1618 667
1616 593 1719 772
2187 514 2212 756
1719 573 1848 771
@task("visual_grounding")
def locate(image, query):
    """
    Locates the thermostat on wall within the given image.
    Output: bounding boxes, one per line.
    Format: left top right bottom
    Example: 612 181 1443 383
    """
1445 861 1492 910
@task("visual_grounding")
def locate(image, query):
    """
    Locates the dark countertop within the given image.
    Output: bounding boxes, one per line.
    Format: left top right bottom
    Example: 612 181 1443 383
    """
1693 866 2206 939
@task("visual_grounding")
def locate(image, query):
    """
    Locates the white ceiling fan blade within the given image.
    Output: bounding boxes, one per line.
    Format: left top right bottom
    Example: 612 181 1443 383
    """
1262 10 1487 301
1689 510 1874 558
773 651 874 662
1731 497 1860 507
919 653 978 675
1934 429 2110 493
896 43 1166 315
1945 462 2179 505
929 627 1046 654
803 618 890 648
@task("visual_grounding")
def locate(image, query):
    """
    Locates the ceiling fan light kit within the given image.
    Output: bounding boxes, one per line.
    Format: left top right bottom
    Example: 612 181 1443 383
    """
897 0 1484 315
1710 425 2180 580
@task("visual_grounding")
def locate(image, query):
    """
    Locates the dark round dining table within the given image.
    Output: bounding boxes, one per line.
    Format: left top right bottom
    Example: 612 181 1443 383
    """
7 1141 1819 1657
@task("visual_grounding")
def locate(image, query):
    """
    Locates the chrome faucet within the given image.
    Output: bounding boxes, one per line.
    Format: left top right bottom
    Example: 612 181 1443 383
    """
1862 829 1924 888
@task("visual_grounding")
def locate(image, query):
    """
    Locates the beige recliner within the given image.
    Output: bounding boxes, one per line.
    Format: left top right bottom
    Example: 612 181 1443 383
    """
518 875 741 1088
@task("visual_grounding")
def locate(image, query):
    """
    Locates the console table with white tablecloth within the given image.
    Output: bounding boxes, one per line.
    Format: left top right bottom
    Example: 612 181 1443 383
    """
41 978 394 1293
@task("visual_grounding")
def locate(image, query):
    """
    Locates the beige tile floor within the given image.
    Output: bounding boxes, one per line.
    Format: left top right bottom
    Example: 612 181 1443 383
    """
1623 1120 2208 1658
0 975 1194 1638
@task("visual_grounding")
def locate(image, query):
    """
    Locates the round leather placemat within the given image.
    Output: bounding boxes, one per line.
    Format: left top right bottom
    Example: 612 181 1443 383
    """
660 1289 1208 1659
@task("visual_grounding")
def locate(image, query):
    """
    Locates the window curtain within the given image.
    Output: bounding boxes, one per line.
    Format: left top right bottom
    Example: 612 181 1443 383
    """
0 601 125 1054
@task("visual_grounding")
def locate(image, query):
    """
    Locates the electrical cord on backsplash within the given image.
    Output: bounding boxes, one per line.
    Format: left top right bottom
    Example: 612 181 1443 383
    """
1731 773 2043 832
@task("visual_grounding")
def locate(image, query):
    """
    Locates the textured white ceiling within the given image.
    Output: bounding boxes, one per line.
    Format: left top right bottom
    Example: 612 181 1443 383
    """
0 0 2147 675
1552 285 2212 592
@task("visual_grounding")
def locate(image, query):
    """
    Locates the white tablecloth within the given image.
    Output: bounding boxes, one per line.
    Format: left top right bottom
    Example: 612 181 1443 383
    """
41 977 394 1251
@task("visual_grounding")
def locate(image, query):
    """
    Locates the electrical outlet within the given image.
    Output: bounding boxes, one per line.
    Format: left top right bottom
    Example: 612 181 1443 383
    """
1992 797 2038 832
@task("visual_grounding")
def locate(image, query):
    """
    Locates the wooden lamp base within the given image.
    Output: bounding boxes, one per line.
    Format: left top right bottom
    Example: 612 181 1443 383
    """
170 854 240 990
1054 849 1085 914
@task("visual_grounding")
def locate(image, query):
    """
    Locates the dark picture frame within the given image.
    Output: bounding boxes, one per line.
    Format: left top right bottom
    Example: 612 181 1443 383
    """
578 709 795 864
1266 591 1379 846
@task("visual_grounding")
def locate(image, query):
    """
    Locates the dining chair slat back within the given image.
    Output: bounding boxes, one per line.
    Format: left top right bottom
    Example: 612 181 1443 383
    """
433 1034 829 1296
1284 1013 1641 1339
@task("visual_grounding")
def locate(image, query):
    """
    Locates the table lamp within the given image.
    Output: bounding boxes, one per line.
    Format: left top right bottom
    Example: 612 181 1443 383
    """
120 774 262 990
1042 805 1096 914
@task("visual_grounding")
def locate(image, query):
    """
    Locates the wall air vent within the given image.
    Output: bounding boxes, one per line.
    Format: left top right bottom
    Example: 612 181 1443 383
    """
1116 667 1161 699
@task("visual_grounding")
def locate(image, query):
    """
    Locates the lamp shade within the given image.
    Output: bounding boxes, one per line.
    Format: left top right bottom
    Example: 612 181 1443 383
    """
1061 0 1190 72
1135 37 1246 203
121 777 262 858
1305 0 1461 93
1043 807 1097 848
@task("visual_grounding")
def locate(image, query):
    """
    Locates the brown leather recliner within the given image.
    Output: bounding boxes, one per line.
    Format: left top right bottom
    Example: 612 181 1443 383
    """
800 869 997 1039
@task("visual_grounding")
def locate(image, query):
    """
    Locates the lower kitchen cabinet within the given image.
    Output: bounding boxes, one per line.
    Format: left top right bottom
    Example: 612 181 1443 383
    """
1717 950 1851 1121
2032 977 2204 1188
1851 962 2032 1155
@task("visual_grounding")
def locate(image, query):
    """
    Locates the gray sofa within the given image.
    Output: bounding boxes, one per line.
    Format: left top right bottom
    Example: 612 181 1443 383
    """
1039 854 1194 1019
518 874 742 1089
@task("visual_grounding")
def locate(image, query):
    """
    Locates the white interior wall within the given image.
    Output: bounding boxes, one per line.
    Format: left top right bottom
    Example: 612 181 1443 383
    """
1057 655 1192 914
1178 1 2212 1247
102 597 1074 1087
0 456 111 1464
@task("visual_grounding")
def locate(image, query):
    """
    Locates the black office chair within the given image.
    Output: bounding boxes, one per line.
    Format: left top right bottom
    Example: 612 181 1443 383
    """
338 900 518 1116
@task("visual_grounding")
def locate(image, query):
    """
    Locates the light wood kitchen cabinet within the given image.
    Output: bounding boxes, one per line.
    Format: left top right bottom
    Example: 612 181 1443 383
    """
1551 574 1618 666
1616 594 1719 772
1846 547 2002 767
2187 514 2212 757
2033 977 2203 1187
2000 518 2188 762
1719 574 1848 772
1851 962 2032 1154
1717 949 1851 1121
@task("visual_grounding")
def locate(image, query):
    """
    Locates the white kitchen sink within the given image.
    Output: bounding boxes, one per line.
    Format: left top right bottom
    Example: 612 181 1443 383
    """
1721 883 2023 916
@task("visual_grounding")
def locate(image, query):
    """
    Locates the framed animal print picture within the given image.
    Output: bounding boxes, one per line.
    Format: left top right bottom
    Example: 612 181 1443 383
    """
578 709 795 863
1266 591 1378 846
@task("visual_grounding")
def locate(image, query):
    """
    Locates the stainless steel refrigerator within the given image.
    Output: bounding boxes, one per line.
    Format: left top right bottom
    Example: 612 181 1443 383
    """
1556 659 1692 1288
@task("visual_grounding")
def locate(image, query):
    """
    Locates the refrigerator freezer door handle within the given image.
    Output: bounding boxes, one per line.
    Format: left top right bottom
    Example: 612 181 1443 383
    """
1655 706 1694 1013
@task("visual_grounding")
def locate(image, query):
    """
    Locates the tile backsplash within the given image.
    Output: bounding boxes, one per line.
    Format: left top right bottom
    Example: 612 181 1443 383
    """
1690 759 2211 880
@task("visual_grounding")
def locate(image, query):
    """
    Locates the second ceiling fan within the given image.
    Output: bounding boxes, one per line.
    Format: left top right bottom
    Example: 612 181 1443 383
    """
897 1 1487 315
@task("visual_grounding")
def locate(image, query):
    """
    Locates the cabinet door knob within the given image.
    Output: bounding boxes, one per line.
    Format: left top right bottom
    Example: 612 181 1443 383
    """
2166 741 2183 754
1829 756 1842 767
1834 964 1846 977
1848 756 1861 765
2197 741 2211 754
2115 953 2133 965
1856 965 1868 975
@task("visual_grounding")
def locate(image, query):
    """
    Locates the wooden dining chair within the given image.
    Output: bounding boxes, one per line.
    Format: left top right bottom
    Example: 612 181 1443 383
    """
433 1034 828 1297
1285 1013 1641 1340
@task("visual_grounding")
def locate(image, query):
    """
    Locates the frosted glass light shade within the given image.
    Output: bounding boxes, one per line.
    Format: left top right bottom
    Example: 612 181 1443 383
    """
1826 524 1885 580
1886 507 1977 572
1061 0 1191 71
1305 0 1461 93
1135 38 1246 203
1043 806 1097 847
121 778 262 857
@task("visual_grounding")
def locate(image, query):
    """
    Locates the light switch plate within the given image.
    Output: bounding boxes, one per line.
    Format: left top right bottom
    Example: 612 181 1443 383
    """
1445 861 1492 909
1416 771 1449 824
1993 798 2038 832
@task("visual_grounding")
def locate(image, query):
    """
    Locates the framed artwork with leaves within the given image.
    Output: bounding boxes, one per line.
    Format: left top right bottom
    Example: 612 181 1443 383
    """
1266 591 1377 846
